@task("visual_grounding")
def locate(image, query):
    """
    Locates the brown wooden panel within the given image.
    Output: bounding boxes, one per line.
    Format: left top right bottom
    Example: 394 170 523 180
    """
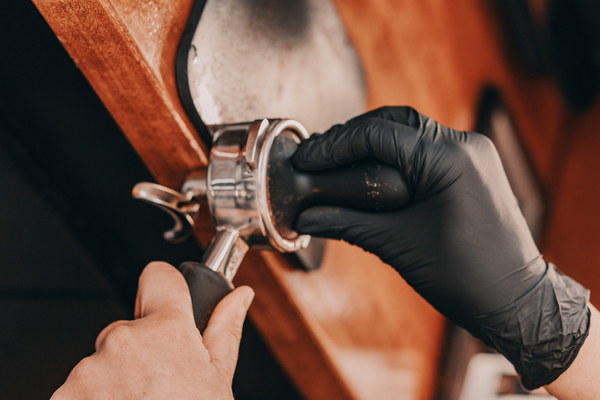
333 0 568 187
544 104 600 304
32 0 207 189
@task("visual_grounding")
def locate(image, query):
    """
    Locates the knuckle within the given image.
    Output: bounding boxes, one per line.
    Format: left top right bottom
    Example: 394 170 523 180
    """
470 132 496 151
440 140 476 172
378 105 419 124
396 105 417 115
69 357 95 380
374 105 412 114
155 311 189 328
103 319 127 331
374 105 395 114
445 132 499 169
96 319 126 343
468 133 499 162
102 324 135 349
443 139 470 158
361 117 383 132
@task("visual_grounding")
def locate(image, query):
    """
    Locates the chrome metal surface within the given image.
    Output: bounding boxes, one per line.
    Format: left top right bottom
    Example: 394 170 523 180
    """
181 0 365 134
181 169 208 200
206 121 263 245
131 182 199 243
256 119 310 252
204 119 310 252
133 119 312 280
202 228 249 281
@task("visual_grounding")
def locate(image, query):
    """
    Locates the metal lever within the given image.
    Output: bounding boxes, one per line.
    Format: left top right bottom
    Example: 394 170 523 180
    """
131 182 200 243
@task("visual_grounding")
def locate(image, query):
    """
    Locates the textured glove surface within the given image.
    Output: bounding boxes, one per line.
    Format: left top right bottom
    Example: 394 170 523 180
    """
293 106 590 389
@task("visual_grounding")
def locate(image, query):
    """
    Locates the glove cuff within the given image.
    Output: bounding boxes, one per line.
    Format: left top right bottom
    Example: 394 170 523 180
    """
469 263 590 390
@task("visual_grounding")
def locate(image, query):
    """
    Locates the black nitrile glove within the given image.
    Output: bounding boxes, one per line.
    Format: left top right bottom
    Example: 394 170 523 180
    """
293 106 590 389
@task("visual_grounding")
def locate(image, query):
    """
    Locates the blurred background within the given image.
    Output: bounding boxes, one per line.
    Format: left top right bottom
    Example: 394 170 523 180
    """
2 0 600 399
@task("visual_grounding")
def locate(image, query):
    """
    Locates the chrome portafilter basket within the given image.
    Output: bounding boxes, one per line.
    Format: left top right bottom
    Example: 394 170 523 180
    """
133 120 311 327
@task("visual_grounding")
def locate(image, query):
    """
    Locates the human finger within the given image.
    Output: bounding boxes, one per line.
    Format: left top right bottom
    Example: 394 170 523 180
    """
135 261 194 321
202 286 254 380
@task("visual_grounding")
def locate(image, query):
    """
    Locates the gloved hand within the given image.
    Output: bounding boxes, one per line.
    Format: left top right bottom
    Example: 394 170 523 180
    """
293 106 590 389
51 262 254 400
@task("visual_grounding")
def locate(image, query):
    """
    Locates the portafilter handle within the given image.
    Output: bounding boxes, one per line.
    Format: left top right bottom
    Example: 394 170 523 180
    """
179 228 248 332
132 182 248 332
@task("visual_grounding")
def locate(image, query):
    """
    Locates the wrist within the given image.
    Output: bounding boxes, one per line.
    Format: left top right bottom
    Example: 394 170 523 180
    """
546 304 600 399
467 263 590 389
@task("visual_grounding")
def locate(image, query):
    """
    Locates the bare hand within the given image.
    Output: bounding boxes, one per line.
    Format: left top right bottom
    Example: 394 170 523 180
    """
51 262 254 400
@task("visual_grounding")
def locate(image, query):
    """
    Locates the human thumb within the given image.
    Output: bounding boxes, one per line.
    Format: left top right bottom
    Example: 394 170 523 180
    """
202 286 254 380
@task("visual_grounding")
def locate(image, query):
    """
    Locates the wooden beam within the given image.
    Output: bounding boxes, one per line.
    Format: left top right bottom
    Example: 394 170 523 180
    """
33 0 207 189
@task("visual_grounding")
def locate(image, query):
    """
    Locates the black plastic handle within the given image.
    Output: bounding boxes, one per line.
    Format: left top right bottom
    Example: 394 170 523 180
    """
178 261 233 332
269 157 411 233
296 160 410 211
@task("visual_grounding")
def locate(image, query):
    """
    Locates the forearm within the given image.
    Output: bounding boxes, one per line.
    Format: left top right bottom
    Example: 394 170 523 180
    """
546 304 600 399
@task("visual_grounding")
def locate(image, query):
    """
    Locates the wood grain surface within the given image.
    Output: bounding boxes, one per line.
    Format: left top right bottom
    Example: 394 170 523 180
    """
32 0 207 189
334 0 568 185
33 0 600 399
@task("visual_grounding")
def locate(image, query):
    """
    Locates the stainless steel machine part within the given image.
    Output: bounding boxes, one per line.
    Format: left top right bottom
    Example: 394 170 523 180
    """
177 0 365 141
131 183 198 243
132 119 311 282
